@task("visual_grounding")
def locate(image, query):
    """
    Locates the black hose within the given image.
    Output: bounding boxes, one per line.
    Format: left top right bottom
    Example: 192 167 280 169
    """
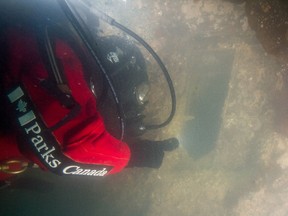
92 8 177 130
58 0 126 139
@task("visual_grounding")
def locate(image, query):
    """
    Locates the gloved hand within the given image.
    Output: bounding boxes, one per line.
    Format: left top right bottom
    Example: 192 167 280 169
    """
127 138 179 168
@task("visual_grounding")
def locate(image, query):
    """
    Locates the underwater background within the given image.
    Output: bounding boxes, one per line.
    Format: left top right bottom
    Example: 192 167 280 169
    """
1 0 288 215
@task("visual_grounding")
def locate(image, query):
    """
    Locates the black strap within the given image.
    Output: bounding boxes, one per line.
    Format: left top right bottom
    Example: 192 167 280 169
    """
36 24 81 131
7 85 112 177
40 79 81 131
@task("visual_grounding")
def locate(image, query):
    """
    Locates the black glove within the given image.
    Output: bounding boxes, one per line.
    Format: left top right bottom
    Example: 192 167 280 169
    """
127 138 179 168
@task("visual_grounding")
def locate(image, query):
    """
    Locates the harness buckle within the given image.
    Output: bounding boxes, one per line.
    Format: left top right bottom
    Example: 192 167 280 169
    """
0 159 29 174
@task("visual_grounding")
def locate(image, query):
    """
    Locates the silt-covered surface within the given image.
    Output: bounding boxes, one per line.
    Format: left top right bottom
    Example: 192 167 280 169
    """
2 0 288 215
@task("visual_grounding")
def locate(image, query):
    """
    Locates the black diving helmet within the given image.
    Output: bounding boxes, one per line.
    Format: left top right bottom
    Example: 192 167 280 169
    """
42 0 152 139
56 0 176 139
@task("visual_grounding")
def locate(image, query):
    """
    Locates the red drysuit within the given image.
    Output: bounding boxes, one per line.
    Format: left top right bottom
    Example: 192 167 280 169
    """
0 27 130 180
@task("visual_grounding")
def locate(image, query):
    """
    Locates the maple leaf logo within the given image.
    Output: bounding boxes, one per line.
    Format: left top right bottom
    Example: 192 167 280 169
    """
16 99 27 113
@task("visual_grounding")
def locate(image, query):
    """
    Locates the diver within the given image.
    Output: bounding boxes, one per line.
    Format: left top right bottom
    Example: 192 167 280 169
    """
0 0 178 187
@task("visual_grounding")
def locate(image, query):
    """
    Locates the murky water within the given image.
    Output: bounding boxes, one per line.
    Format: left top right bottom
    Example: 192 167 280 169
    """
1 0 288 216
